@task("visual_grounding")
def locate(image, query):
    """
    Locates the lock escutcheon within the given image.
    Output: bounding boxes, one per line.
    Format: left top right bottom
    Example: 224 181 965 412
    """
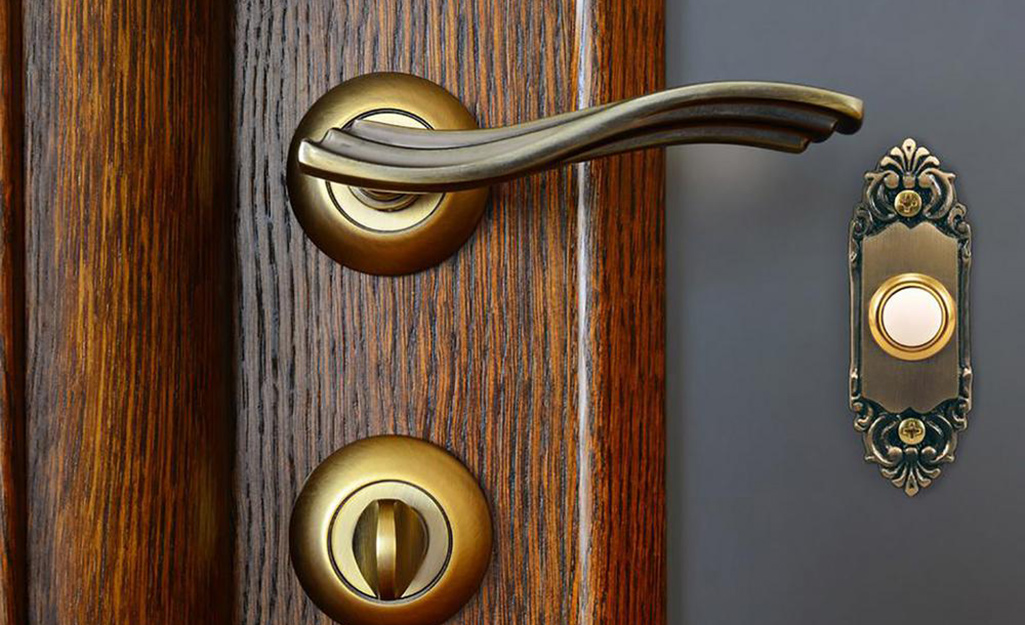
290 436 492 625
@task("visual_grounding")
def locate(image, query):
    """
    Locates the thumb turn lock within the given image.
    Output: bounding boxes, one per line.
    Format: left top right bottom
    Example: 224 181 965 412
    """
287 72 863 275
290 436 492 625
352 498 429 600
334 481 451 603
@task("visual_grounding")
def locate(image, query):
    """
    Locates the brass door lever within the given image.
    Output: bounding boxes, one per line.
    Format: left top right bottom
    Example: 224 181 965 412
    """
287 72 863 274
298 81 862 193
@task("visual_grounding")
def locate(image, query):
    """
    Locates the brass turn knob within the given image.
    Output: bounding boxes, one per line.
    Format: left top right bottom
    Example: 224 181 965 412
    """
330 481 451 603
290 436 492 625
352 499 429 600
287 72 863 275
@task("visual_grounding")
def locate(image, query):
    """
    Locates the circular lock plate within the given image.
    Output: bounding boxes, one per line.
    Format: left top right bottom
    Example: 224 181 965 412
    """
287 73 489 275
290 436 492 625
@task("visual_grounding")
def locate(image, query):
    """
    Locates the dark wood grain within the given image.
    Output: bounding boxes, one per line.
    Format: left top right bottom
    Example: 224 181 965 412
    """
233 1 664 624
575 1 666 622
23 2 236 623
0 1 25 624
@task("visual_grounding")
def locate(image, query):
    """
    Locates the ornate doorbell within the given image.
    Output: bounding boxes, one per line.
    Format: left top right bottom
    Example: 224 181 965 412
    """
849 138 972 496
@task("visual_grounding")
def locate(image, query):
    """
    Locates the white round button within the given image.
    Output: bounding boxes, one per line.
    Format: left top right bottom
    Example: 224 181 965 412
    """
868 273 956 361
881 286 944 348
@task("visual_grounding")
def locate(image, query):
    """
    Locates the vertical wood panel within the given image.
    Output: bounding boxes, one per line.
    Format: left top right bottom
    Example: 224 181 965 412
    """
24 2 236 623
233 1 663 624
233 4 577 623
575 1 666 622
0 1 25 623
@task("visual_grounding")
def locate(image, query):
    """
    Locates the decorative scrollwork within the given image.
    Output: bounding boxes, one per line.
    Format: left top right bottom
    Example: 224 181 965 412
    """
852 397 968 496
851 138 971 244
849 138 972 497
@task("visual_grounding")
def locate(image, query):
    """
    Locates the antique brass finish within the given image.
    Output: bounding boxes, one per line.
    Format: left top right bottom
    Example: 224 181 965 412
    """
868 273 956 361
287 74 488 275
290 436 492 625
298 79 863 193
849 138 972 497
289 72 863 274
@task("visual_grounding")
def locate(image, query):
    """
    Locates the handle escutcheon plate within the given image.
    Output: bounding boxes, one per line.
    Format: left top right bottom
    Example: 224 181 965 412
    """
287 73 489 275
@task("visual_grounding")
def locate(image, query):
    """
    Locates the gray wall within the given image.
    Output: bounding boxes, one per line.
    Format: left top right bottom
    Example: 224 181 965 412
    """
665 1 1025 624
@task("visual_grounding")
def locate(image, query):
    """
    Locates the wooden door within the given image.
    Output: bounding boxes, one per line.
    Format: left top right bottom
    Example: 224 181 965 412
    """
0 1 665 624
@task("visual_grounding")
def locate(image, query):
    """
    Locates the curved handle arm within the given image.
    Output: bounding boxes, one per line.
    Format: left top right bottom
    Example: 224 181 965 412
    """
297 81 864 193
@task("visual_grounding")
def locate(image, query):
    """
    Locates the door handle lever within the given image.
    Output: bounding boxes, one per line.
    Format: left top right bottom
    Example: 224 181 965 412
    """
287 72 863 274
298 81 862 193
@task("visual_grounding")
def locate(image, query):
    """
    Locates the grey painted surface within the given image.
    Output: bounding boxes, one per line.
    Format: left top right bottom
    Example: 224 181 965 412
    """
665 2 1025 624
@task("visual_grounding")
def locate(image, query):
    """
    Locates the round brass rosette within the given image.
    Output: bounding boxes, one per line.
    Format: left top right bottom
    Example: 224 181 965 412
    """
287 73 489 275
868 272 956 362
290 436 492 625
